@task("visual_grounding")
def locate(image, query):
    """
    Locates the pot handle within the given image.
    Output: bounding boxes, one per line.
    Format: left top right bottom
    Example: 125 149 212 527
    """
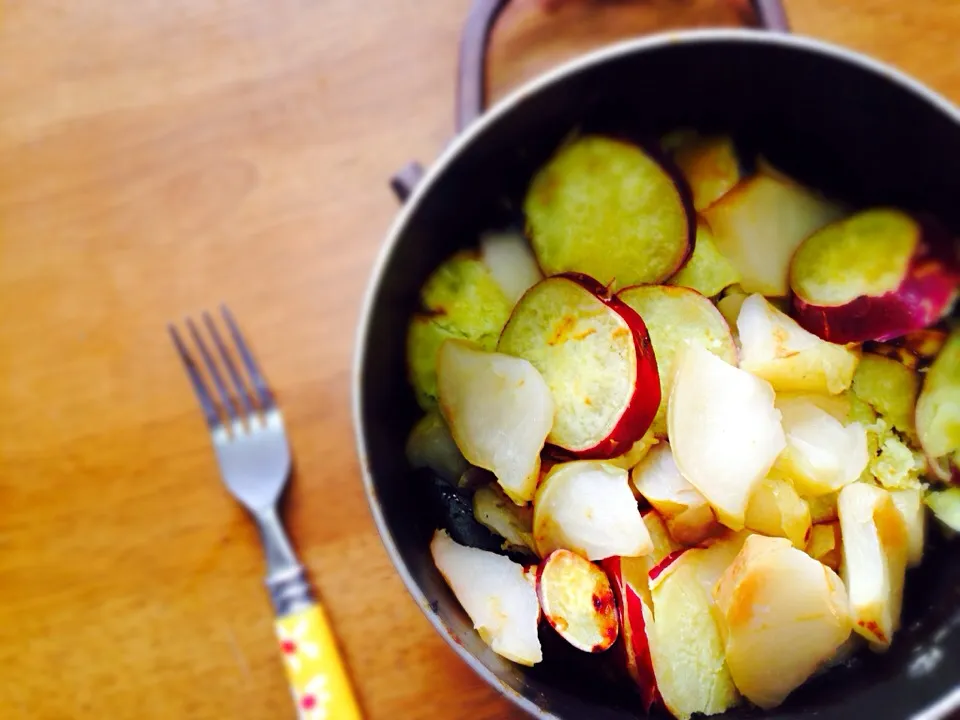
391 0 789 201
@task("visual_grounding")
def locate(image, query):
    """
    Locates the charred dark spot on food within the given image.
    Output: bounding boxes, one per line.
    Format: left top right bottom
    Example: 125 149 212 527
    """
592 589 615 613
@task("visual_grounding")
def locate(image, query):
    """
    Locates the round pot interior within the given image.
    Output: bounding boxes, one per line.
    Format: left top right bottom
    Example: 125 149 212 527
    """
355 31 960 720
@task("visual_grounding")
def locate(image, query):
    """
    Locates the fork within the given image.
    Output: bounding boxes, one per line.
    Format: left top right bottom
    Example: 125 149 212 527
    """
169 306 363 720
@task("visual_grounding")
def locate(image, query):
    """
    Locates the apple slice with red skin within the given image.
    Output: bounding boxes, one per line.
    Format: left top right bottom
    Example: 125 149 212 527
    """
537 549 619 653
790 208 960 344
499 274 660 458
601 556 660 711
645 549 740 719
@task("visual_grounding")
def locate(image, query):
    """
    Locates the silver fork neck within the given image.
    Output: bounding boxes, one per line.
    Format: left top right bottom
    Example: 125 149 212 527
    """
254 507 315 615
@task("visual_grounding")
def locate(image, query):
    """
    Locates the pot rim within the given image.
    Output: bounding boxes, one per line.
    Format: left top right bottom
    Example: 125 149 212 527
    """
352 27 960 720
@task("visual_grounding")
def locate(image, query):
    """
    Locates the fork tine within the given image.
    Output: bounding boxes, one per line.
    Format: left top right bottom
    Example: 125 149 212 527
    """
187 317 239 423
169 324 221 429
203 311 254 416
220 304 274 409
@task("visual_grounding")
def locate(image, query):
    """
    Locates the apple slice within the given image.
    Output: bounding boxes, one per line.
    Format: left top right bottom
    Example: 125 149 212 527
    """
790 208 960 344
643 510 683 564
437 340 553 504
807 492 840 524
618 285 738 437
713 535 852 709
925 487 960 533
533 460 653 560
777 392 852 424
406 252 513 409
664 132 743 211
668 344 786 529
716 285 748 332
645 552 740 720
773 395 869 497
852 353 920 440
405 411 469 484
745 476 812 549
602 556 660 711
537 550 619 653
668 219 742 298
806 522 842 571
838 483 908 649
479 229 544 304
890 488 926 568
498 274 660 458
702 170 845 296
430 529 543 666
472 483 537 556
737 293 859 395
916 330 960 465
632 444 721 546
524 135 694 290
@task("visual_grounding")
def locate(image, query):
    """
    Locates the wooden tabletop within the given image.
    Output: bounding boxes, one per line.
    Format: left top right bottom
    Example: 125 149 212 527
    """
1 1 958 718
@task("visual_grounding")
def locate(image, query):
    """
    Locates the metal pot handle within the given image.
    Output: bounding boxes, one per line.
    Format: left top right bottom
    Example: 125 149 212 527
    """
391 0 790 201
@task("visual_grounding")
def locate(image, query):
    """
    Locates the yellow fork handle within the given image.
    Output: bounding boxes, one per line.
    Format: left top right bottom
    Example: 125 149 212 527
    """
275 603 364 719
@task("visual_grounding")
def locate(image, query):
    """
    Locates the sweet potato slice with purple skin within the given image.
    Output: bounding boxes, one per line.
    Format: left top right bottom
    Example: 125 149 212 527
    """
790 209 960 344
524 134 694 290
498 274 660 458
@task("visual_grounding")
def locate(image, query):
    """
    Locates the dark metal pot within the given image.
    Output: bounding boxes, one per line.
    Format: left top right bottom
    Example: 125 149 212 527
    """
354 2 960 717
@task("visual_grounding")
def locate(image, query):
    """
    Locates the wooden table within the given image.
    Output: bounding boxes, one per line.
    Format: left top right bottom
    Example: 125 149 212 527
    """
1 1 958 718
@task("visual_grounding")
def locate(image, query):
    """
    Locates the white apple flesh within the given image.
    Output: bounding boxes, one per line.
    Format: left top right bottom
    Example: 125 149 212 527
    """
890 488 926 568
430 530 543 666
533 461 653 561
480 229 544 304
632 444 721 545
737 293 859 395
646 551 740 720
436 339 554 504
702 171 845 297
838 483 908 649
774 395 868 497
713 535 852 709
744 475 812 549
668 344 786 529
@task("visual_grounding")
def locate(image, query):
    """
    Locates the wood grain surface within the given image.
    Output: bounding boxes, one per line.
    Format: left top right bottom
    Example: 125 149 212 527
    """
1 1 958 718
